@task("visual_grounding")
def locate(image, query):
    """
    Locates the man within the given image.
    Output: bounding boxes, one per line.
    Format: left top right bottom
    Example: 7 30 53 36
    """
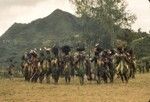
105 49 115 83
39 48 45 65
85 55 92 81
40 47 52 83
61 45 72 83
8 60 15 80
145 61 150 72
91 43 103 80
51 44 59 58
45 47 51 61
115 46 127 74
75 45 86 85
29 49 39 82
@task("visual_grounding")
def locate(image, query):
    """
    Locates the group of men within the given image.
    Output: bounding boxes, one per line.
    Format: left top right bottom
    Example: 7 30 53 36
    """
21 43 136 84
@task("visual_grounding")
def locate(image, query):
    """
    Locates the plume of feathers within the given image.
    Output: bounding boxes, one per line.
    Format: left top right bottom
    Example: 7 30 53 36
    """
61 45 71 55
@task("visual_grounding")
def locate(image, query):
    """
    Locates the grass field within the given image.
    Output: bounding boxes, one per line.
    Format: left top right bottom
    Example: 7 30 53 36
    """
0 73 150 102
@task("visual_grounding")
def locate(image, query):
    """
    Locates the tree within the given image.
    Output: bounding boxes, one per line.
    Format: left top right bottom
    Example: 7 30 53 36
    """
70 0 136 47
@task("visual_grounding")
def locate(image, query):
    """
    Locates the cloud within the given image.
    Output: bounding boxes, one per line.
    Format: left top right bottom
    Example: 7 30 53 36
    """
0 0 48 35
0 0 46 8
126 0 150 32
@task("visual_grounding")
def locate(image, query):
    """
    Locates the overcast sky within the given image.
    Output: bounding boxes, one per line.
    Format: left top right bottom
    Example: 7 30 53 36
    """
0 0 150 36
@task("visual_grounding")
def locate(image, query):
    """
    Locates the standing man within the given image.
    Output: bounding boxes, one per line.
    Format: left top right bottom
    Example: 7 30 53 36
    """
8 59 15 80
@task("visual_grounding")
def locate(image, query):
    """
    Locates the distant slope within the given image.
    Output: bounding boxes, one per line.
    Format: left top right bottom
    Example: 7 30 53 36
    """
0 9 82 65
131 36 150 59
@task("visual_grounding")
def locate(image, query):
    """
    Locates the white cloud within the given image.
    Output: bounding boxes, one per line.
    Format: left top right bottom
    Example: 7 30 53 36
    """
126 0 150 32
0 0 45 7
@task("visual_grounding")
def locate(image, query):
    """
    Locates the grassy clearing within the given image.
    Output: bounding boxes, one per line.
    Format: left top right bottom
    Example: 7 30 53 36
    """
0 73 150 102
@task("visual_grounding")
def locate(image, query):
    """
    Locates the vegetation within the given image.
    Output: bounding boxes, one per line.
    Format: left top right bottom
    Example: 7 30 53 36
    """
70 0 136 47
131 36 150 59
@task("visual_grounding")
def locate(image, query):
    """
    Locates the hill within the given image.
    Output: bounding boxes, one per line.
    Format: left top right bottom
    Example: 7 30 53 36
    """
0 9 82 66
